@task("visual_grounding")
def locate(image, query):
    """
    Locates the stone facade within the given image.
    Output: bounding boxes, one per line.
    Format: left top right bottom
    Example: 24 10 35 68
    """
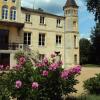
0 0 79 68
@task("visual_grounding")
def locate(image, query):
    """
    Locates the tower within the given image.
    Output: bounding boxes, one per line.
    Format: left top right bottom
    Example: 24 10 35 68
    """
64 0 79 67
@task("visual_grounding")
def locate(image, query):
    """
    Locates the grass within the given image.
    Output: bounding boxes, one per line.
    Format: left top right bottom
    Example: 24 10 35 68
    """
65 94 100 100
83 64 100 67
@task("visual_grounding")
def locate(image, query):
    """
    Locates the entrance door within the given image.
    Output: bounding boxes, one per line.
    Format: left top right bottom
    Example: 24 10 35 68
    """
0 53 10 66
0 29 9 49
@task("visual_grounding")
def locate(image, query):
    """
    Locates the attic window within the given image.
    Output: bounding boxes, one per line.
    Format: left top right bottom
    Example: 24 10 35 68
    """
40 16 45 25
25 14 31 22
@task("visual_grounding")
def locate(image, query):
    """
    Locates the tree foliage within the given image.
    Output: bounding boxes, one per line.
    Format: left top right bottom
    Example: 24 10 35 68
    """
79 38 91 64
90 23 100 64
86 0 100 22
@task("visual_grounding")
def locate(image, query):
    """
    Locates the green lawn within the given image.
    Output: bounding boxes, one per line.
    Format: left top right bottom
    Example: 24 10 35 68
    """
66 95 100 100
83 64 100 67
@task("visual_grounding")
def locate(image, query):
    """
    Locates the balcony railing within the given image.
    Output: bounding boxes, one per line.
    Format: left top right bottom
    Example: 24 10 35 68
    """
0 43 24 50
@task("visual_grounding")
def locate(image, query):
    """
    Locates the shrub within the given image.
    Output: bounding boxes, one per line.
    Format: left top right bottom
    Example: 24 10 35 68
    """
0 53 81 100
84 73 100 94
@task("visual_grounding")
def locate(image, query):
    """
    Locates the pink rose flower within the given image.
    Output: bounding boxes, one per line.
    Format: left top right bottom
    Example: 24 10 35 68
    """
42 70 48 76
32 82 39 89
15 64 22 70
35 62 44 67
42 58 48 65
58 61 63 66
72 65 81 74
49 62 59 71
15 80 22 89
61 70 69 79
0 65 4 70
18 56 26 65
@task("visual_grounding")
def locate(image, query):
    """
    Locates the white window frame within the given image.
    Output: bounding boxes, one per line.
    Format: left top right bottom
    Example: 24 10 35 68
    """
10 7 16 20
40 16 45 24
24 32 31 45
38 33 45 46
57 19 61 27
25 14 31 22
56 35 62 46
2 6 8 20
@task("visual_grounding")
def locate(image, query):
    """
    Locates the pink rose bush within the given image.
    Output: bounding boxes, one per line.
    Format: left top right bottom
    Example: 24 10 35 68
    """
0 65 10 70
15 80 22 89
18 56 26 65
0 52 81 100
61 65 81 79
42 70 48 76
32 82 39 89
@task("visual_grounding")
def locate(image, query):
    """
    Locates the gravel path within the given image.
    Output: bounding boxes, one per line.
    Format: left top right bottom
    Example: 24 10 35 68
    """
73 67 100 96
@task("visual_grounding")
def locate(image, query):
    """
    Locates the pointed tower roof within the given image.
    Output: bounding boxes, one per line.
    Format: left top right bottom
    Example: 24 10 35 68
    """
64 0 78 9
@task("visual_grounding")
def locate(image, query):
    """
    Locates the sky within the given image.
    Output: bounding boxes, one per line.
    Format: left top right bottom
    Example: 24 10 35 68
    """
21 0 95 39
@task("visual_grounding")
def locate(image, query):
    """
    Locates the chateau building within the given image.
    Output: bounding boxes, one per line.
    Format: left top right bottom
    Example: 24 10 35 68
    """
0 0 79 68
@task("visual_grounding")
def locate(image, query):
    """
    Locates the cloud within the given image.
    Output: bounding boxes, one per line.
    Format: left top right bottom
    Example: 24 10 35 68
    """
21 0 95 39
22 0 65 15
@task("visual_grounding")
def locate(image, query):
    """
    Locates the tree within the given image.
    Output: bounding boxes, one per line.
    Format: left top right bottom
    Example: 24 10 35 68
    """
90 23 100 64
86 0 100 23
86 0 100 65
79 38 91 65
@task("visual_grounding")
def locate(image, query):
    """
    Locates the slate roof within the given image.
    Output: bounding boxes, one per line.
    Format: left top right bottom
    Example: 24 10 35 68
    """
64 0 78 8
21 7 65 18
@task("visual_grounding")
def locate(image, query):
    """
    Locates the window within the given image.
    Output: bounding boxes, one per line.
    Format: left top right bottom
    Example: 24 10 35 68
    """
2 5 8 19
4 0 7 1
10 7 16 20
38 33 45 46
40 16 45 24
57 19 61 27
56 35 62 46
25 14 31 22
24 32 31 45
73 21 77 29
74 54 77 65
12 0 16 3
74 35 78 48
39 54 45 61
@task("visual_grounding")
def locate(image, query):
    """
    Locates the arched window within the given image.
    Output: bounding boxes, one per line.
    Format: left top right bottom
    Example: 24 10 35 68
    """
2 5 8 19
74 54 77 65
10 7 16 20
